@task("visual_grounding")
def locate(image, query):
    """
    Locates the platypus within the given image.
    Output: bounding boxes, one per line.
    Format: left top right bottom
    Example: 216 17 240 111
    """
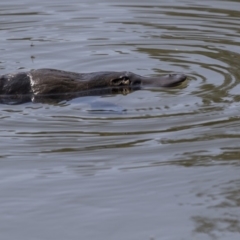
0 68 187 104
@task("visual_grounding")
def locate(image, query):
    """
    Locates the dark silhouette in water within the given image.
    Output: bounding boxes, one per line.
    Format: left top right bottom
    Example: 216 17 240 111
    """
0 68 187 104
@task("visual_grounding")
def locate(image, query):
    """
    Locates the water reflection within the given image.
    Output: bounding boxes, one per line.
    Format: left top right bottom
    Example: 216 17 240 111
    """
193 178 240 238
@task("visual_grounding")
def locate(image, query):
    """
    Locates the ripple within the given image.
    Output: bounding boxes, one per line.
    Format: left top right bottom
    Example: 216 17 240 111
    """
0 1 240 170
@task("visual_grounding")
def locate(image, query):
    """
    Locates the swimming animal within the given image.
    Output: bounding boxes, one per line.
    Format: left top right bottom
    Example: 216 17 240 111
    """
0 68 187 104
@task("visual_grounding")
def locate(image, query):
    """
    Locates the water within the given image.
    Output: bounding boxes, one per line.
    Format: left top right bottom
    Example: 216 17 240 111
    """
0 0 240 239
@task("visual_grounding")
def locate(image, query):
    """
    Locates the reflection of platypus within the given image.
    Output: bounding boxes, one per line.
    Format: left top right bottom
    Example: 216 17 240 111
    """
0 69 187 104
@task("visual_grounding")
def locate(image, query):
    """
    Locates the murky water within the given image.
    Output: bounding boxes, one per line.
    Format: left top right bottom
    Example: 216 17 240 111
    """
1 0 240 239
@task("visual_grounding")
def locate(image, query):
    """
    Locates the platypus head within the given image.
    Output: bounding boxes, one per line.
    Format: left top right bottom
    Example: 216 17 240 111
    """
109 72 187 88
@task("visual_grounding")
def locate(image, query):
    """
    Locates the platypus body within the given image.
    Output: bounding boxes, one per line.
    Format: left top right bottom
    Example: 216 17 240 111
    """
0 69 187 104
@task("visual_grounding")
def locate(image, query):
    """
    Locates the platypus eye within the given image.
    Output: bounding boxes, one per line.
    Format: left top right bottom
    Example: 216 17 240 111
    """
111 76 130 86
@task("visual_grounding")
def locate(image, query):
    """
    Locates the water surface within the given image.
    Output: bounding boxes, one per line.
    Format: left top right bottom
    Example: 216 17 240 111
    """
0 0 240 239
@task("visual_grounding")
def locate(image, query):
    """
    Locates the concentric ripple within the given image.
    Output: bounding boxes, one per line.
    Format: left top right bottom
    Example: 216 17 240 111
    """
1 0 240 164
